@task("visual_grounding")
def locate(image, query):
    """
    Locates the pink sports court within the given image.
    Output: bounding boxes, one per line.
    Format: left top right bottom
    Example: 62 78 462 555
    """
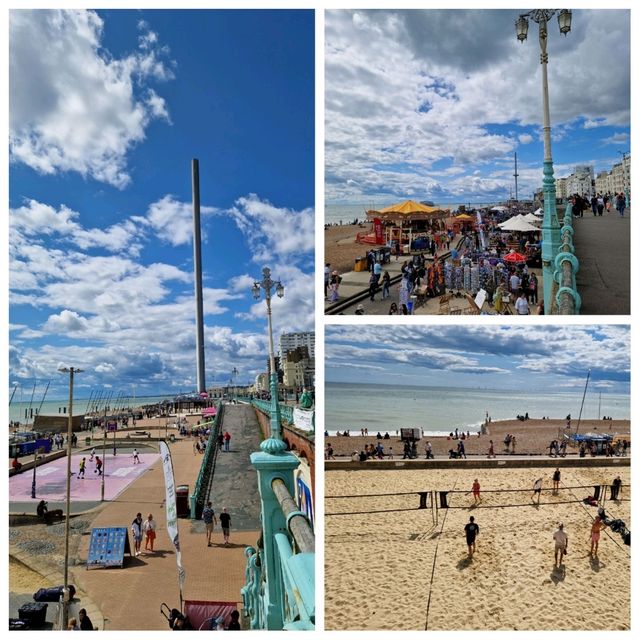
10 452 159 502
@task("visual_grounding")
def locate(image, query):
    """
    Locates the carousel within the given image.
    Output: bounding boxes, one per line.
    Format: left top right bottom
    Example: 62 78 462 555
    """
364 199 448 253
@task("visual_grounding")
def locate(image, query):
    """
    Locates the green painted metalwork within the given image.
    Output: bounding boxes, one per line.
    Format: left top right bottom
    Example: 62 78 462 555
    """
188 405 222 519
552 201 581 314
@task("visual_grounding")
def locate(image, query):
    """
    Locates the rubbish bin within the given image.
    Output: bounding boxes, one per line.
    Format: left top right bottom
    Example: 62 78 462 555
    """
354 257 364 272
176 485 190 518
170 434 176 443
85 437 91 445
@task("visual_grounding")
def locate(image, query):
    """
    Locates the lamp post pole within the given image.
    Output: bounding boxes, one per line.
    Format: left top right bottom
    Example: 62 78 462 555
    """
516 9 572 314
58 366 83 630
252 267 286 454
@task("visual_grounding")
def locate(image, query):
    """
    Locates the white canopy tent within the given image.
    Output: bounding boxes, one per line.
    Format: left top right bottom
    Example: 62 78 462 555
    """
498 216 540 232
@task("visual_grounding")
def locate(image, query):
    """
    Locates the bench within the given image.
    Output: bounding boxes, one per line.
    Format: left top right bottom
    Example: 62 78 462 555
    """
134 431 151 438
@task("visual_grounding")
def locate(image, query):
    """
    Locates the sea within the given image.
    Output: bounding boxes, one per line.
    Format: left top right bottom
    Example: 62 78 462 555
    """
325 202 495 226
325 382 629 437
8 394 176 426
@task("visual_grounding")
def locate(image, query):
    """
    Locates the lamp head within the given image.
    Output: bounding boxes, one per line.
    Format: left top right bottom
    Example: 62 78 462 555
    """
516 15 529 42
558 9 572 35
276 282 284 298
252 282 261 300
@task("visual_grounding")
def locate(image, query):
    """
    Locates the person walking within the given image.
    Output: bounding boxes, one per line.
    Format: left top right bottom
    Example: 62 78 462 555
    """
532 478 543 505
133 448 140 464
78 457 86 479
589 516 607 556
611 475 622 500
553 523 568 567
471 479 481 505
131 513 143 556
368 272 377 301
464 516 480 557
552 468 561 495
381 270 391 300
220 507 231 546
94 455 102 476
143 513 157 552
223 431 231 452
324 263 331 299
616 192 626 217
202 501 217 547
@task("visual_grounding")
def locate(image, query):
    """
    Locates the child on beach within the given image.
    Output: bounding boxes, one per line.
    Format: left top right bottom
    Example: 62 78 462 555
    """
589 516 607 556
471 479 481 504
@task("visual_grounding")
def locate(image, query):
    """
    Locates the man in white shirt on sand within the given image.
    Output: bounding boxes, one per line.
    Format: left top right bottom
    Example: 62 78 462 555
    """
553 523 568 567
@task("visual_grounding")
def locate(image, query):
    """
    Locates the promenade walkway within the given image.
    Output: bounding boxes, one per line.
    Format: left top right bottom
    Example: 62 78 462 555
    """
9 404 263 630
573 208 630 315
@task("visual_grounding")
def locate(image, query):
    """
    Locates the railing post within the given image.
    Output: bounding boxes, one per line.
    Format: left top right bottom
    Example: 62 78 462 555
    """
250 449 300 629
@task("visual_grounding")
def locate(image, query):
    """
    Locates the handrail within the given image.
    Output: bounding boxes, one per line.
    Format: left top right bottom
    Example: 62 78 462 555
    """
553 201 581 314
189 403 223 518
271 478 315 553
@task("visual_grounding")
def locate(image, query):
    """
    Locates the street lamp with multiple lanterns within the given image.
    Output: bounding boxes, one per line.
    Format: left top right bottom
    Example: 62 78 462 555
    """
252 267 287 454
516 9 572 314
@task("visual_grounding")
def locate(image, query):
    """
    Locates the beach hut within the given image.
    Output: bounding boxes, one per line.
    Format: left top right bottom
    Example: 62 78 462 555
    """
367 199 446 251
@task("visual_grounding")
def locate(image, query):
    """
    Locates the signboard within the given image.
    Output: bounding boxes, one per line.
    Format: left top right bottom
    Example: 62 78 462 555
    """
293 408 314 432
400 428 422 442
374 217 383 244
296 477 314 528
86 527 131 568
107 421 118 432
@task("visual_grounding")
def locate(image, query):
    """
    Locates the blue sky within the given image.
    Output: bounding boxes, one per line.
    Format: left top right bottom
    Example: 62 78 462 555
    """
8 9 314 399
325 325 630 395
325 9 631 204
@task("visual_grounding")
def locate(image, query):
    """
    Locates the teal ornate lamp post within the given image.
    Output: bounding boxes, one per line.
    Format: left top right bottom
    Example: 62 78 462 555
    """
252 267 287 454
250 267 299 629
516 9 572 314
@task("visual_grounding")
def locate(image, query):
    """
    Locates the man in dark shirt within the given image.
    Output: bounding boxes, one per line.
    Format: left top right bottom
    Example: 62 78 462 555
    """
219 507 231 546
464 516 480 557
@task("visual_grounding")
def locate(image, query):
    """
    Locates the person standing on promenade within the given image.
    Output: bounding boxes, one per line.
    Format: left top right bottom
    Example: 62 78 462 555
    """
131 512 143 556
510 434 517 454
368 272 377 301
133 448 140 464
464 516 479 557
425 441 433 459
143 513 156 552
220 507 231 546
78 457 86 479
532 478 543 505
616 192 626 216
515 291 530 315
223 431 231 452
324 263 331 299
589 516 607 556
329 271 341 302
487 440 496 458
471 479 481 505
552 468 561 495
202 501 217 547
382 271 391 300
610 475 622 500
457 439 466 459
553 523 568 567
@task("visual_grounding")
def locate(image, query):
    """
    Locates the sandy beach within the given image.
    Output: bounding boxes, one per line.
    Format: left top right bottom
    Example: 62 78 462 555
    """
325 464 630 630
325 418 630 459
325 223 378 274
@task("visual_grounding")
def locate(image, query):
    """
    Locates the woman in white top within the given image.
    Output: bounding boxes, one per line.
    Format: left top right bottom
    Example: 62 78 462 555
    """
143 513 157 552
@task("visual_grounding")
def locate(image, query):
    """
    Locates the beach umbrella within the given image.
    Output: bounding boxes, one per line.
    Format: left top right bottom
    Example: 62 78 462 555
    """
498 216 539 232
503 251 527 263
532 207 543 216
522 212 543 225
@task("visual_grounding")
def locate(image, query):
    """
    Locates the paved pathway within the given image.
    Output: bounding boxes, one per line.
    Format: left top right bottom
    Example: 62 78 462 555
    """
9 405 265 630
573 209 630 315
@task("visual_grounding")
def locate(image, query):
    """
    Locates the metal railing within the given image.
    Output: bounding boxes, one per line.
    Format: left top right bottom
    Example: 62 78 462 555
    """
189 404 223 519
235 396 299 426
241 479 315 630
553 201 581 314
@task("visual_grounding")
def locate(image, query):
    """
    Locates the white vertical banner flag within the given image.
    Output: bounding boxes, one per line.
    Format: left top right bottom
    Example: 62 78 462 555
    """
160 441 186 593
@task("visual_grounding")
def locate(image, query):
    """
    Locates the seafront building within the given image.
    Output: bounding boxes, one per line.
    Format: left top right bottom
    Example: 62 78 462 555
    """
279 331 315 359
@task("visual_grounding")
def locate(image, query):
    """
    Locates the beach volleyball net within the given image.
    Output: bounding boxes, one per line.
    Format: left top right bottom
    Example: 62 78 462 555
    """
326 482 629 517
